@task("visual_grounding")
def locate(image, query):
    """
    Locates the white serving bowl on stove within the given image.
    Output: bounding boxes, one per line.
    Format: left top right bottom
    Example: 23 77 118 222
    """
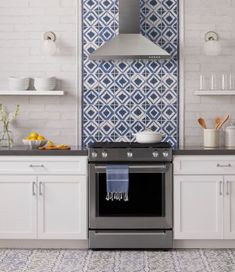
134 129 163 143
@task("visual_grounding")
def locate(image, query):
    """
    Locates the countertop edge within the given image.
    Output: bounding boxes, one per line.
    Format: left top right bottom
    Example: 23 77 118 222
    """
1 147 235 156
173 149 235 155
0 150 88 156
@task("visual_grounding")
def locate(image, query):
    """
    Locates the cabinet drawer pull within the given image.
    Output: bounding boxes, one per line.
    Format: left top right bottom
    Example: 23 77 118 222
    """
219 181 223 196
226 181 230 195
32 182 36 196
29 164 44 168
217 163 232 168
39 182 43 195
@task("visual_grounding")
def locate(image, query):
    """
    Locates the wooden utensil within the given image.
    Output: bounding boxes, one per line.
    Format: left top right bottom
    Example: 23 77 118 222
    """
38 144 71 150
198 118 207 129
214 117 222 129
216 114 229 130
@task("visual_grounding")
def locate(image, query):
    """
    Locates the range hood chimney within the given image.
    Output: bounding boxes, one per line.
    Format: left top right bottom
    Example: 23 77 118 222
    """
90 0 171 60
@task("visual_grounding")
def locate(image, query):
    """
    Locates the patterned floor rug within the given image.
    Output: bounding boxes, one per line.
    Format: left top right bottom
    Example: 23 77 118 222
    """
0 249 235 272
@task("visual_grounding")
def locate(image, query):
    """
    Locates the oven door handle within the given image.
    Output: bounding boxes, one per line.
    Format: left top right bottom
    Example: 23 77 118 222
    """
94 165 167 170
131 165 166 169
95 164 169 172
93 231 168 236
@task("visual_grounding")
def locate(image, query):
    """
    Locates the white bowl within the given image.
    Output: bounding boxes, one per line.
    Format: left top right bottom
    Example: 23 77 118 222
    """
8 77 30 90
23 139 47 149
134 129 163 143
34 77 57 90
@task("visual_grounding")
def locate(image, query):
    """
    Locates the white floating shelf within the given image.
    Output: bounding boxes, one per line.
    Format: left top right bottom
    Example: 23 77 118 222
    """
195 90 235 96
0 90 64 96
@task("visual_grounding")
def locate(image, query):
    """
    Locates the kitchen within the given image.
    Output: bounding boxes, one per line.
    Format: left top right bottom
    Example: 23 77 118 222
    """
1 0 235 271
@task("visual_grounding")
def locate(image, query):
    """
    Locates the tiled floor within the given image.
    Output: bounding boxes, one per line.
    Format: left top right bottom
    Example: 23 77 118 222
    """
0 249 235 272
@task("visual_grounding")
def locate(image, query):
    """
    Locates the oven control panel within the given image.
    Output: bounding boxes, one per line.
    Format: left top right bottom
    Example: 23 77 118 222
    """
89 148 172 162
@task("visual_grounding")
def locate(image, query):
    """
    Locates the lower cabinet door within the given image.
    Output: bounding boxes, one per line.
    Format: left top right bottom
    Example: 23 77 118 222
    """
0 175 37 239
174 175 223 239
224 176 235 239
37 175 87 240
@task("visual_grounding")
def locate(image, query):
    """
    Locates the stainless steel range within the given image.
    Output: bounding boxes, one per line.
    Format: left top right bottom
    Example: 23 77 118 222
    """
88 142 173 249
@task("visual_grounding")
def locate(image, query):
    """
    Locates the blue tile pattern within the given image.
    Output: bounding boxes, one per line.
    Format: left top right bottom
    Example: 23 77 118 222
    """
82 0 178 147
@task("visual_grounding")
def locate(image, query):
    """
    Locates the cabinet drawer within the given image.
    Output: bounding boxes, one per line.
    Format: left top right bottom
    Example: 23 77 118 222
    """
174 155 235 175
0 156 87 175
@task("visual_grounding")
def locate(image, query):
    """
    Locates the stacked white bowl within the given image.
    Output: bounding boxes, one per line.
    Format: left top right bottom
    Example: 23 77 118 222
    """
8 77 30 90
34 77 57 91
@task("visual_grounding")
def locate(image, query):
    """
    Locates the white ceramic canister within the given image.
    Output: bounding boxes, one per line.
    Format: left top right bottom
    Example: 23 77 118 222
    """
8 77 30 90
34 77 57 90
225 124 235 147
203 129 220 148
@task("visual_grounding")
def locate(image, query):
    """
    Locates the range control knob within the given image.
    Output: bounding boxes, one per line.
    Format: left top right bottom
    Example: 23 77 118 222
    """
102 151 108 158
91 151 98 158
152 151 159 158
127 151 133 158
163 151 169 158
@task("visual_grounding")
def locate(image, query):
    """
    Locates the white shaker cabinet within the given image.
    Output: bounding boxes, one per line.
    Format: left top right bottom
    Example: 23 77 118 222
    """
0 156 88 240
0 175 37 239
38 175 87 240
174 155 235 241
174 175 223 239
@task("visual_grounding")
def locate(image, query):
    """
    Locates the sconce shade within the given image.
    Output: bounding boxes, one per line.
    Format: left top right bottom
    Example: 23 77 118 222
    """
203 31 221 56
42 31 57 56
43 40 57 55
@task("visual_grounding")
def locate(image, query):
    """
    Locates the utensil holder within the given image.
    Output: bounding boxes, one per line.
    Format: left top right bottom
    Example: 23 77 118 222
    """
203 129 219 147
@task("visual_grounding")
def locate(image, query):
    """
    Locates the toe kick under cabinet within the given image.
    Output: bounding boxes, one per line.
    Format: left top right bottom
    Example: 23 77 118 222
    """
174 155 235 240
0 156 87 240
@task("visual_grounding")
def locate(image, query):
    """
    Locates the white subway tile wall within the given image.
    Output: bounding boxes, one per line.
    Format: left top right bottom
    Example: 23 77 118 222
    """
184 0 235 146
0 0 77 145
3 0 234 147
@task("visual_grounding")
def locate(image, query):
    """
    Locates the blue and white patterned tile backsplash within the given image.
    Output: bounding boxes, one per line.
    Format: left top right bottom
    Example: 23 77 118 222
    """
82 0 178 147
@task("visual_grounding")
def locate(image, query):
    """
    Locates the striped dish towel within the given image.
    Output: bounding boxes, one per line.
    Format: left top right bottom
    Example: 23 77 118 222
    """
106 165 129 201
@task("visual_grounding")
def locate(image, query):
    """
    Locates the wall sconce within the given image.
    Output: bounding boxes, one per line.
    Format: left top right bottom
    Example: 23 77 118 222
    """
42 31 57 56
203 31 222 56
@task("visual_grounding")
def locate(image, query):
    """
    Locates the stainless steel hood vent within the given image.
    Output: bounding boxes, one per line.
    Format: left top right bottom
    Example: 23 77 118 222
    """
90 0 171 60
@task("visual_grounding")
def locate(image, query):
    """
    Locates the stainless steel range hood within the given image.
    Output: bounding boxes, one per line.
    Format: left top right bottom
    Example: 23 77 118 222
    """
89 0 171 60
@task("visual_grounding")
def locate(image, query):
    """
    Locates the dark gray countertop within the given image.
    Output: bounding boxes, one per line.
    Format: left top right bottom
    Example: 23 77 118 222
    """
173 146 235 155
0 146 88 156
1 145 235 156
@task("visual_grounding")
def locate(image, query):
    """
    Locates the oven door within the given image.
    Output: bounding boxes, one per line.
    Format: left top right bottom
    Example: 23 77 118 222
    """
89 163 172 229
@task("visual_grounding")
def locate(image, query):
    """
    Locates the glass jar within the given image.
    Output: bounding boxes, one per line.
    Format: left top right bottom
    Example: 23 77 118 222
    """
210 73 217 90
229 73 235 90
199 74 206 90
0 123 13 148
225 123 235 147
221 73 228 90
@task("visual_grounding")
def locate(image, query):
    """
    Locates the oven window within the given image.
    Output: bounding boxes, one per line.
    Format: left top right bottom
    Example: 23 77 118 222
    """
97 172 165 217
